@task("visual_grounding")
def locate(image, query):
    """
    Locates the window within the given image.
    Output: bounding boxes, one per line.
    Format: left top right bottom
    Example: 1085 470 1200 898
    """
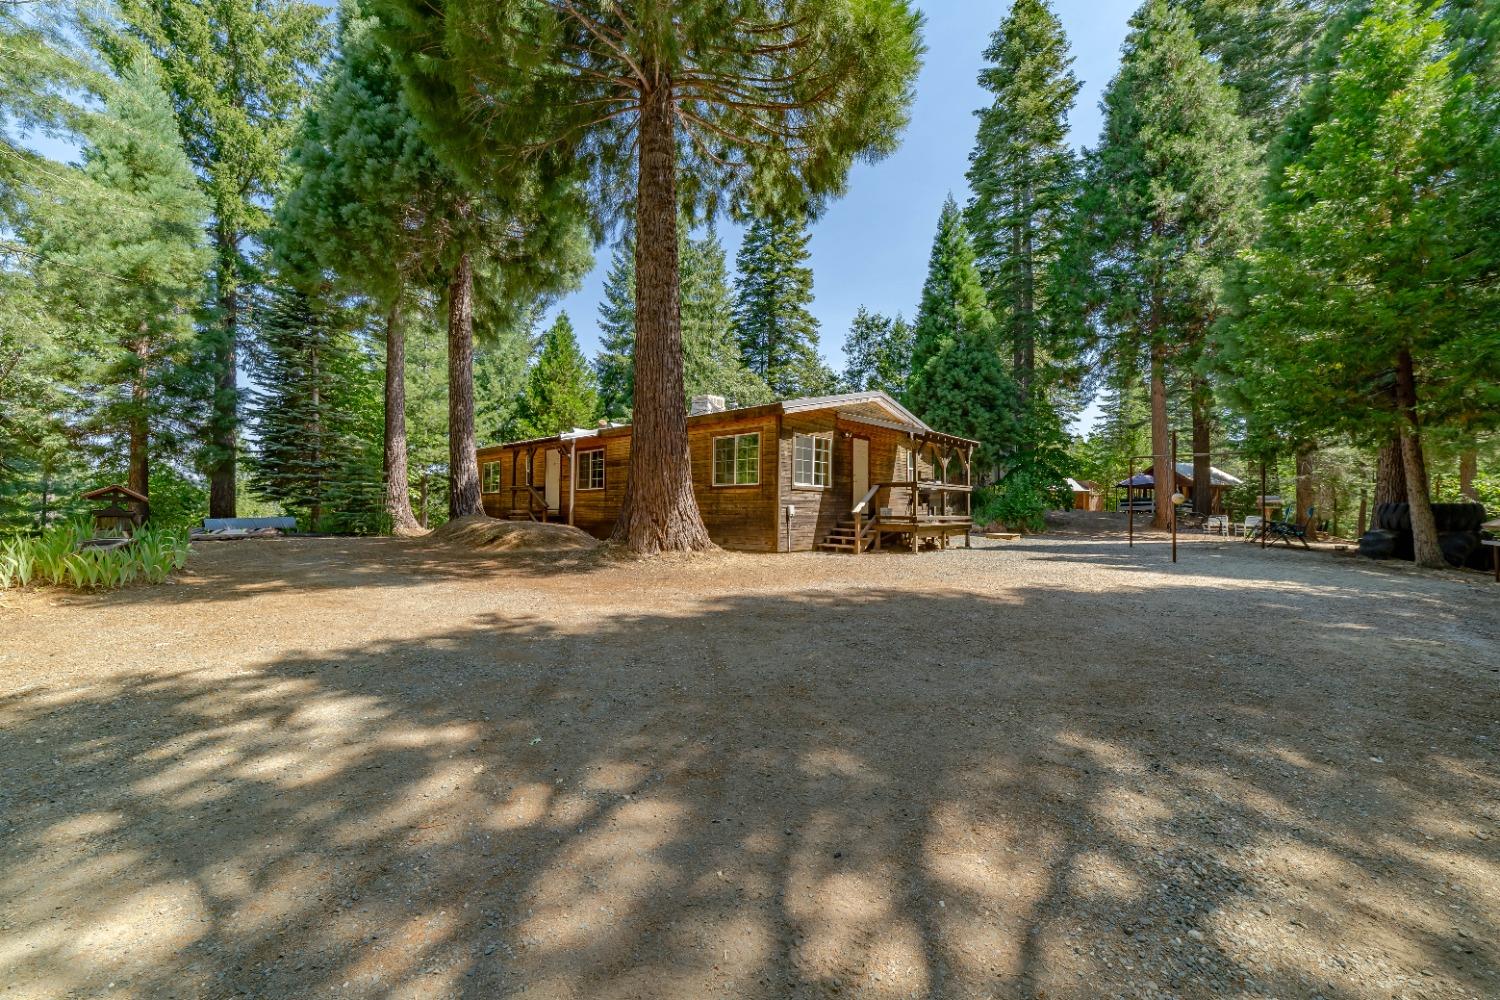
482 461 501 494
792 434 832 488
578 449 605 491
712 433 760 486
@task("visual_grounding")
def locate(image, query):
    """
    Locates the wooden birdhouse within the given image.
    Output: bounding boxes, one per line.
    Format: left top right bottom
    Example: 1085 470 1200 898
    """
81 484 150 537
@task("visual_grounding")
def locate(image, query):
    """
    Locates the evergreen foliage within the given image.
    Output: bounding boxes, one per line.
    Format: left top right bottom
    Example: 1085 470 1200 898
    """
247 284 383 532
905 199 1021 471
732 216 836 398
966 0 1081 401
1220 0 1498 565
372 0 922 552
909 197 994 379
597 227 772 415
1077 0 1259 524
841 308 913 397
514 313 601 439
98 0 331 517
1179 0 1340 145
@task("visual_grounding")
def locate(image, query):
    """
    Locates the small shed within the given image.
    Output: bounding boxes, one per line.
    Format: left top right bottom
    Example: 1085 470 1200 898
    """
81 484 149 536
1066 478 1103 512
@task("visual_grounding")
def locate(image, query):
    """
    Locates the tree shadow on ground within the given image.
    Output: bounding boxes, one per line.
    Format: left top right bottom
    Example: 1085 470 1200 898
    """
2 583 1496 999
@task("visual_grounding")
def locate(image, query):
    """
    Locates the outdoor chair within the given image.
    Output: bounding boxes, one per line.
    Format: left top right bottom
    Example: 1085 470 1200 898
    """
1238 515 1263 539
1205 515 1229 535
1263 506 1315 549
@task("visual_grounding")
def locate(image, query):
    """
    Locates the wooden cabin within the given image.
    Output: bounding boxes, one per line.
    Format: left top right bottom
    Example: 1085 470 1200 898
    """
476 391 978 553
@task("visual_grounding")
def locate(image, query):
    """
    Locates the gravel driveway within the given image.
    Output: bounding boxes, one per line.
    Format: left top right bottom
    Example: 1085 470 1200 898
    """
2 516 1497 1000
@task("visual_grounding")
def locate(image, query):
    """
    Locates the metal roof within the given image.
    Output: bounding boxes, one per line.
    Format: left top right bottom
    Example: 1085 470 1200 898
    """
1118 464 1245 489
780 390 932 431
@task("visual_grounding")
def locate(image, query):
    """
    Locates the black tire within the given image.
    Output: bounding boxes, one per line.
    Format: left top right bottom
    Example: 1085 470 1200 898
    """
1432 503 1486 533
1437 531 1478 568
1358 529 1398 560
1375 502 1413 532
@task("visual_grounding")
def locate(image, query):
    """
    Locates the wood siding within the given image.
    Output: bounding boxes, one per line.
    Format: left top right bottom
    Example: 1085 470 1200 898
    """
475 399 971 552
477 411 781 552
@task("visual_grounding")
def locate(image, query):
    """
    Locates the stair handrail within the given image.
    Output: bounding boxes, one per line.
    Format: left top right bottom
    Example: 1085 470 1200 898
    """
852 484 884 553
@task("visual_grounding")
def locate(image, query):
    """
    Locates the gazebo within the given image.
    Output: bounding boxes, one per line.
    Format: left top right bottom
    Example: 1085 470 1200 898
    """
1116 463 1244 515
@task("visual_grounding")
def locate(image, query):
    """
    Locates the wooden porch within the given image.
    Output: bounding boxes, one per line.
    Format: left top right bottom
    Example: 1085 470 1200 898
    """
816 421 978 553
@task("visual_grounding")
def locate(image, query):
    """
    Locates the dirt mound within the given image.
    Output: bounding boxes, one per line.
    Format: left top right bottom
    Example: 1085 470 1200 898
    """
428 514 599 552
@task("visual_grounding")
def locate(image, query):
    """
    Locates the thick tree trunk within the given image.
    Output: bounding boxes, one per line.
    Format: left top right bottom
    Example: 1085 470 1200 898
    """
1394 349 1443 568
1150 343 1171 530
1190 375 1212 515
447 250 483 519
382 295 423 535
208 240 238 518
1295 447 1316 538
1374 437 1407 507
1459 448 1478 502
129 332 150 502
610 71 714 554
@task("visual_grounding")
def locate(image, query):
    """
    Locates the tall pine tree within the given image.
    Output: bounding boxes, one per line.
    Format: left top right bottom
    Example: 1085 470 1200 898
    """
1080 0 1258 527
248 284 380 531
966 0 1081 403
841 308 913 397
733 216 835 398
24 57 209 503
513 313 600 439
98 0 329 518
906 198 1020 474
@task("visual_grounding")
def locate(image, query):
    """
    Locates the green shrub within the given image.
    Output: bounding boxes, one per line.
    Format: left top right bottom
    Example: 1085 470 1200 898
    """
974 471 1071 533
0 520 190 591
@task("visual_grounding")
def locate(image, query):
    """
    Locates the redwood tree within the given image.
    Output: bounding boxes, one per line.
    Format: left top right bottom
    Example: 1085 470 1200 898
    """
375 0 923 553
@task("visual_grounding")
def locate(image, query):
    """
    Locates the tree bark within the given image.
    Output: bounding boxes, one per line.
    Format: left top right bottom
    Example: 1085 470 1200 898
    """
1295 447 1316 539
1190 375 1212 515
1374 437 1407 507
208 239 239 518
129 331 150 502
1394 349 1443 568
382 294 423 535
1459 448 1478 502
447 249 483 519
1150 343 1171 529
610 69 714 554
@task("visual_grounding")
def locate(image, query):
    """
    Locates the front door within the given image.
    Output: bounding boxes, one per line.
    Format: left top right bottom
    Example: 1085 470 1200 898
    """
544 449 561 512
853 437 870 509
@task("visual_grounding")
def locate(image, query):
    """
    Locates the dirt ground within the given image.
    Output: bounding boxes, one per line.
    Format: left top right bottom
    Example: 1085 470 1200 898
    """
2 513 1497 1000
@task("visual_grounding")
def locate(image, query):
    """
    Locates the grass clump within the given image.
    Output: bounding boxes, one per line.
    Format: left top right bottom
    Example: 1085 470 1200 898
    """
0 519 191 591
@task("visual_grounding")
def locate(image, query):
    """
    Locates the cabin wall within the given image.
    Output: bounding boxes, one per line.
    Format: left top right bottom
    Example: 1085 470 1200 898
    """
690 411 781 552
778 411 842 552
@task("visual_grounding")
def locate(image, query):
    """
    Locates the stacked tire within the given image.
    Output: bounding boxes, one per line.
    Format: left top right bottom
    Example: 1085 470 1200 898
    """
1358 502 1490 568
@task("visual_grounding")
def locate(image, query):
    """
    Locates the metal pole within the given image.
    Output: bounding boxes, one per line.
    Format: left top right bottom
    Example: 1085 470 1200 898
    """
1128 477 1134 548
1261 460 1268 550
1171 433 1179 563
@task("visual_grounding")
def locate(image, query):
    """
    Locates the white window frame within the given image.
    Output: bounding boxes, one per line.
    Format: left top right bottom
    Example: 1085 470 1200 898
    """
481 461 502 495
577 448 605 491
712 432 760 487
792 433 832 489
